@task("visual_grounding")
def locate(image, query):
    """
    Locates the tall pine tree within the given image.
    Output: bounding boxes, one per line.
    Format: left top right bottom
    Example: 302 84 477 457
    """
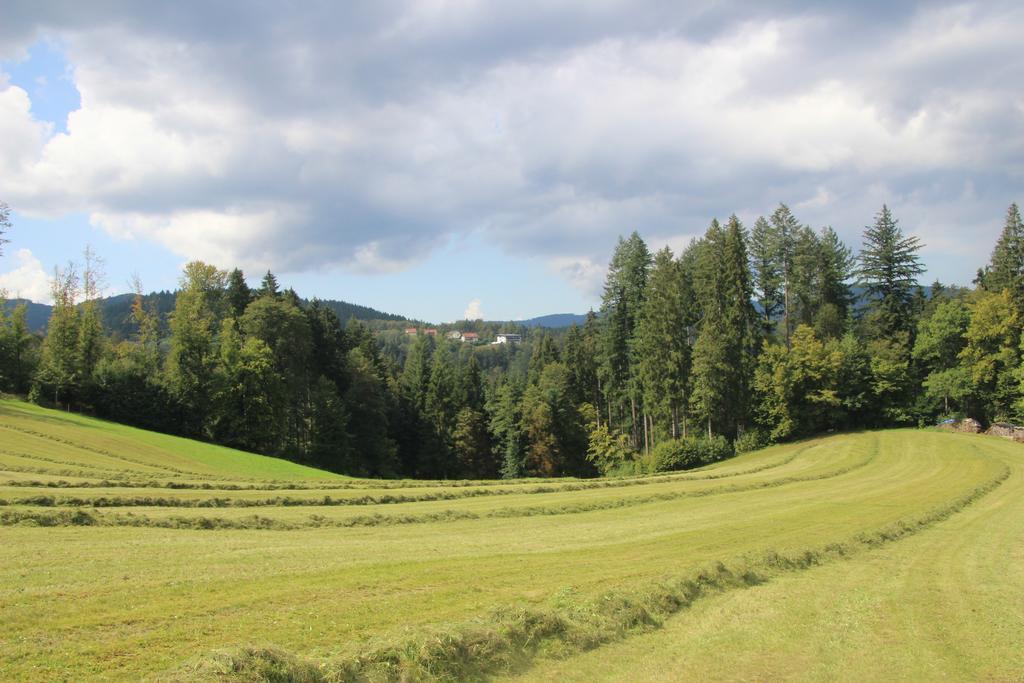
983 203 1024 316
636 247 693 444
857 205 925 338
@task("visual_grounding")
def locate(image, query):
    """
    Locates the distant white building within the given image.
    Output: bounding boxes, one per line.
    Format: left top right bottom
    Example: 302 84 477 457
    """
447 330 463 341
493 333 522 344
461 332 480 343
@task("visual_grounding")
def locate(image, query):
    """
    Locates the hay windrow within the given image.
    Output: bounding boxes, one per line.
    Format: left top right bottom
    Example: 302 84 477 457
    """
180 464 1009 682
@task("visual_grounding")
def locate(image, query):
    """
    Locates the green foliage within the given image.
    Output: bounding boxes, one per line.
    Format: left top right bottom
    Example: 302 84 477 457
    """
0 301 37 393
15 201 1024 484
344 347 399 477
646 434 732 473
754 326 846 440
959 289 1021 421
521 363 589 477
35 263 81 406
867 334 915 425
164 261 227 435
581 403 635 475
451 407 494 478
734 428 769 454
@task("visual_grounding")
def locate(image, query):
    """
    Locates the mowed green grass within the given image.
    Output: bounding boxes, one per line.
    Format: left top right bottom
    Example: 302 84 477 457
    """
0 399 1021 681
0 399 344 481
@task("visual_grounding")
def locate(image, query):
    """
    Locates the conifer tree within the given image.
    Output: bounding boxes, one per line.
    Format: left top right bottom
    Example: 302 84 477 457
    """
401 333 434 410
452 406 493 478
857 205 925 337
344 346 399 476
636 247 692 443
76 247 106 389
129 275 161 377
791 225 820 329
814 226 855 338
226 268 253 318
690 317 729 438
689 217 756 438
0 302 35 393
528 332 559 383
35 263 81 407
424 343 459 474
720 215 759 432
488 375 526 478
983 203 1024 316
521 362 588 476
769 203 802 346
749 216 782 337
258 270 280 299
598 232 651 445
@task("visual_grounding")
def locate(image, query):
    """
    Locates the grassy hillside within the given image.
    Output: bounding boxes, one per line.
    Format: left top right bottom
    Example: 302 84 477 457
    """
0 400 1022 680
0 399 344 481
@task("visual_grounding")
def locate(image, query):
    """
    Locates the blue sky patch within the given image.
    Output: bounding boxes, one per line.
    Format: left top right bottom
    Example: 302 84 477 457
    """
3 41 80 135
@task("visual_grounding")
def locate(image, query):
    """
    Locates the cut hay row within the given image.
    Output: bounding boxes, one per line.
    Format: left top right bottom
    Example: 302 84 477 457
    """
185 464 1011 682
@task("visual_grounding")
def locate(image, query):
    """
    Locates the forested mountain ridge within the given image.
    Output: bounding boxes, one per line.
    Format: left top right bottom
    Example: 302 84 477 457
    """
1 202 1022 480
2 291 406 335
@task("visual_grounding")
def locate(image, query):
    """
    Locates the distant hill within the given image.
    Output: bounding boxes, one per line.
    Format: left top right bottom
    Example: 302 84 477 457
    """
0 299 52 331
4 292 406 334
315 299 406 323
513 313 589 328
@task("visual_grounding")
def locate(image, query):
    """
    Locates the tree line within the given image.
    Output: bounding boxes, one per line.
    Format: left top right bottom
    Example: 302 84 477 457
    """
1 201 1022 478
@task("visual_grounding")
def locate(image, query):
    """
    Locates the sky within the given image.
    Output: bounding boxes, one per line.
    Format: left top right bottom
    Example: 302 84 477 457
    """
0 1 1021 321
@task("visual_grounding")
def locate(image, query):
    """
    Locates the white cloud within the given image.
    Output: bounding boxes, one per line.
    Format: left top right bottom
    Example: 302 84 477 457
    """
547 256 605 299
0 248 51 303
463 298 483 321
0 2 1021 291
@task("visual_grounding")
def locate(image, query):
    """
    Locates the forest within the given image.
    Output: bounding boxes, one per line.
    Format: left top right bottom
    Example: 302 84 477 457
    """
0 202 1022 480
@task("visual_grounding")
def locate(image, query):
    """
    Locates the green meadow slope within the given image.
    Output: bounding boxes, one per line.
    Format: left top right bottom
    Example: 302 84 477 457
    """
0 399 1022 681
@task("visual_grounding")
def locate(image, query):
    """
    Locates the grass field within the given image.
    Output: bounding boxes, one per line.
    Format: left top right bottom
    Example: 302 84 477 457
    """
1 398 1022 681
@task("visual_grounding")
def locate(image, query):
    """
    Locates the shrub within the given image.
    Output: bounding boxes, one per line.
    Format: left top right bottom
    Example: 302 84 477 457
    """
734 429 770 454
648 435 733 473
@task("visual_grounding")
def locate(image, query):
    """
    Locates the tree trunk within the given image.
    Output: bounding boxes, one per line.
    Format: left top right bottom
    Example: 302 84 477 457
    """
784 285 791 349
643 411 649 455
630 396 638 449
